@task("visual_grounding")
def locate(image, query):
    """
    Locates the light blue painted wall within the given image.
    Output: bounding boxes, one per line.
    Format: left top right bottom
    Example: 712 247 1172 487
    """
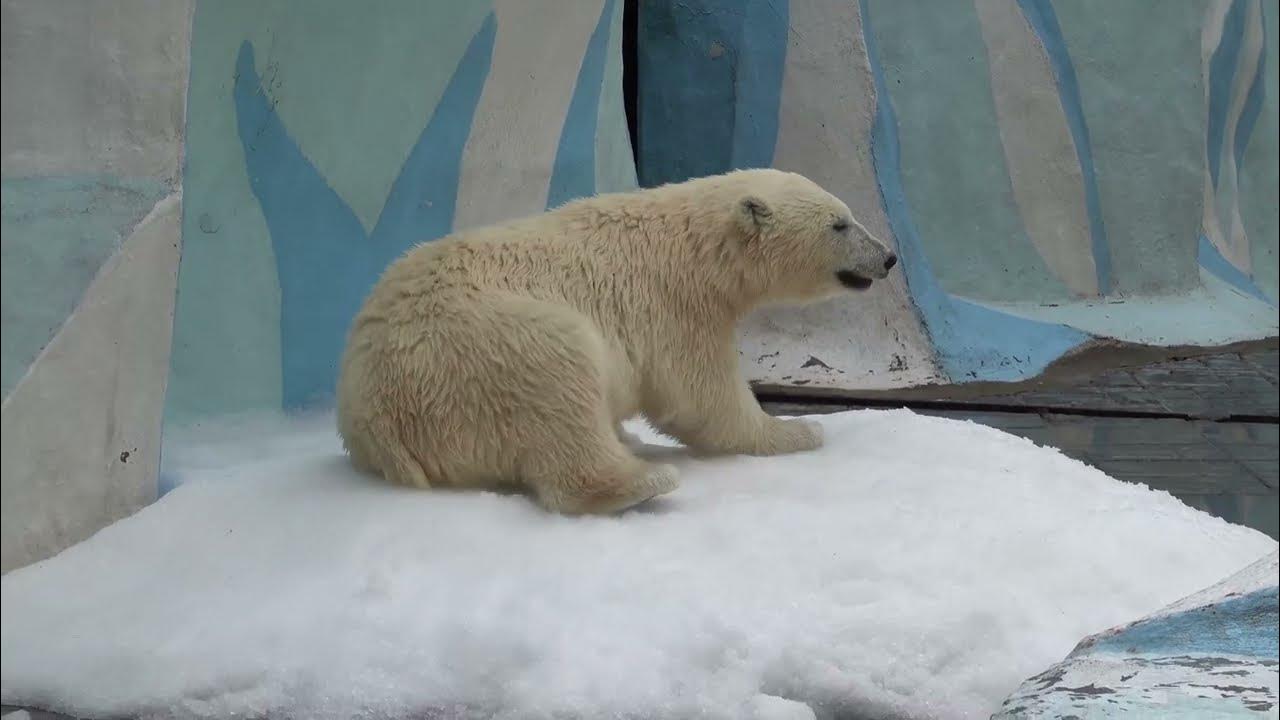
1 176 169 396
638 0 1279 385
868 0 1070 304
166 0 638 424
1240 0 1279 302
1055 0 1205 296
0 0 192 571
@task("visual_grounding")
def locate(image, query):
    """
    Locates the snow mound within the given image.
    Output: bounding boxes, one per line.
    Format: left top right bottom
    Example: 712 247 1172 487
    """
2 410 1274 720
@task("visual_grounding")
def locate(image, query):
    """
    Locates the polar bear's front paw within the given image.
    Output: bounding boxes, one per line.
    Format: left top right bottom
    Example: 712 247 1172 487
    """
762 417 824 455
643 463 682 496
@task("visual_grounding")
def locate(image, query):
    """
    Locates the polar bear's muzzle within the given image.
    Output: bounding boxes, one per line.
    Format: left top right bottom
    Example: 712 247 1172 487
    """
835 270 874 290
835 249 896 290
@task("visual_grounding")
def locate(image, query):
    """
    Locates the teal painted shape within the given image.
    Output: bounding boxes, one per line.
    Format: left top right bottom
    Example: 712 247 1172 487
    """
1053 1 1204 296
728 0 788 171
635 0 789 186
547 0 615 208
861 0 1088 384
594 0 638 193
235 14 496 409
1 175 169 397
637 1 737 185
865 0 1068 304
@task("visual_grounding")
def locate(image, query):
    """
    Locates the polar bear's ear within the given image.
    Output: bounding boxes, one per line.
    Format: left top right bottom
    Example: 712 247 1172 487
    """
737 195 773 233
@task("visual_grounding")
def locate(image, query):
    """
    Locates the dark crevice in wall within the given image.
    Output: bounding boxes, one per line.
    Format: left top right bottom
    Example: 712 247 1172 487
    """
754 391 1280 425
622 0 640 173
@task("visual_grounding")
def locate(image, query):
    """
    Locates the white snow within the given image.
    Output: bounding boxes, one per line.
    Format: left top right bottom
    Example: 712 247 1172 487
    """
2 409 1275 720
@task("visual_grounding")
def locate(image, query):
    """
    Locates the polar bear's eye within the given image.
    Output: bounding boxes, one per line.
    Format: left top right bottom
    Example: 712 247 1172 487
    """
832 219 850 232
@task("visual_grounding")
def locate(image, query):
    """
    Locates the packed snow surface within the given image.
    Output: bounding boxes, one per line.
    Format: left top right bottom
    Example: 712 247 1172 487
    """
2 410 1275 720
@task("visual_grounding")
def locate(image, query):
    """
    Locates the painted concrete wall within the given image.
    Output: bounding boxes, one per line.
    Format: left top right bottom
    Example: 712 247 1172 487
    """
1 0 634 570
164 0 634 427
640 0 1279 390
995 549 1279 717
1 0 192 572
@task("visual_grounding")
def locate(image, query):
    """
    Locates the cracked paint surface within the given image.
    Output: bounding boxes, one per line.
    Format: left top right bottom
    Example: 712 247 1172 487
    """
994 550 1279 718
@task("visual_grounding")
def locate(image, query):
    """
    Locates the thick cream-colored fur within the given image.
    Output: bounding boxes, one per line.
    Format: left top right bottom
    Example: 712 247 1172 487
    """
336 168 895 514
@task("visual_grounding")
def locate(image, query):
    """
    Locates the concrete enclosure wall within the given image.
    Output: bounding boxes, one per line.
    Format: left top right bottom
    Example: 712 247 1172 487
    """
166 0 633 427
1 0 192 572
1 0 1277 570
1 0 634 569
641 0 1278 389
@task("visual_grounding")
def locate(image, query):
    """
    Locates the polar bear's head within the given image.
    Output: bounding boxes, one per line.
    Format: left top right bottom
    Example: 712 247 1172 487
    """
728 169 896 303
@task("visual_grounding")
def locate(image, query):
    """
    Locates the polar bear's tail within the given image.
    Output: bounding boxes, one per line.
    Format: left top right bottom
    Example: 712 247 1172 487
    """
341 417 432 489
371 434 431 488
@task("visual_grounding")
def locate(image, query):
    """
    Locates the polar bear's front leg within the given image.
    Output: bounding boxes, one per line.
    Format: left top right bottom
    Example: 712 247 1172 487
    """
646 349 823 457
755 414 824 455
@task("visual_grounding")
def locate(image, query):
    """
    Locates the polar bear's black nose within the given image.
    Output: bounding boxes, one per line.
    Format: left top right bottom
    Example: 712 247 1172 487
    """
883 254 898 271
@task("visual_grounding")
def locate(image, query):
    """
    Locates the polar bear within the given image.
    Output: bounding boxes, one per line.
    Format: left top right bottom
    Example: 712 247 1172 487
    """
336 168 897 514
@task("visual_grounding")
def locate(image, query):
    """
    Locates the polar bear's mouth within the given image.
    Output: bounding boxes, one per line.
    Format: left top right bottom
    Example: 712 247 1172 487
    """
836 270 873 290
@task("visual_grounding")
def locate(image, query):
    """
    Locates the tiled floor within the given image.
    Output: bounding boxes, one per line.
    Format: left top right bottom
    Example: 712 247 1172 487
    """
763 343 1280 539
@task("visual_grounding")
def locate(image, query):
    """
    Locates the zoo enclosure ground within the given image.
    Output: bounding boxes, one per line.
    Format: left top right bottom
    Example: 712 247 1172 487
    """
762 339 1280 540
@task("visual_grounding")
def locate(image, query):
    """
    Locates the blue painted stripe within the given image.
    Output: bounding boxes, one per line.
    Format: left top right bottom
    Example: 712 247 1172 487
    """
1208 0 1249 188
234 42 373 411
1233 13 1267 174
729 0 789 170
1016 0 1113 296
860 0 1088 383
1088 586 1279 659
859 0 946 317
235 14 496 410
1198 235 1277 305
547 0 615 209
372 13 497 250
